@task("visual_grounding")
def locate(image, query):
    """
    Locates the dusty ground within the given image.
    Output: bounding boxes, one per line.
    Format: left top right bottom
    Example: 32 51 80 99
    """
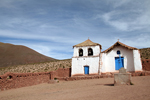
0 76 150 100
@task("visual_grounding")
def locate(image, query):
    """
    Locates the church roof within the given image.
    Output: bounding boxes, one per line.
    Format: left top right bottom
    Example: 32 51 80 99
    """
102 41 138 53
73 39 102 49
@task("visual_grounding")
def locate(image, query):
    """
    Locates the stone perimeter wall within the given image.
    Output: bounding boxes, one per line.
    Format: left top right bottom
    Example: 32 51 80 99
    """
142 59 150 71
57 71 150 81
1 67 150 91
0 68 71 91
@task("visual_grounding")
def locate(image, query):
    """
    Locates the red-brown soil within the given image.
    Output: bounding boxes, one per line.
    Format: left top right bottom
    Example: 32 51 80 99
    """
142 59 150 71
0 76 150 100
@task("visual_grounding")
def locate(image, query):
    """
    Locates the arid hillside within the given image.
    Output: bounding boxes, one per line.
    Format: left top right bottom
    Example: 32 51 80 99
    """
139 47 150 59
0 42 150 75
0 59 71 75
0 42 56 68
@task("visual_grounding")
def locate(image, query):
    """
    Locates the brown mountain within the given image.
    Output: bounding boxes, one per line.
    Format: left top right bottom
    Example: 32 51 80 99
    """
0 42 56 68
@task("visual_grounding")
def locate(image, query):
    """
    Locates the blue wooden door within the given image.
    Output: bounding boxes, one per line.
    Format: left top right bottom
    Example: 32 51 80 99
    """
84 66 89 74
115 57 124 70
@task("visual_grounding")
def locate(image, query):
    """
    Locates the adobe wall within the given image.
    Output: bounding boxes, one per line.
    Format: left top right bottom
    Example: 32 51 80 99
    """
50 68 71 79
73 46 100 57
72 57 100 76
142 59 150 71
57 71 150 81
102 46 135 72
72 45 101 76
0 66 150 91
0 68 71 91
133 50 143 71
0 72 50 91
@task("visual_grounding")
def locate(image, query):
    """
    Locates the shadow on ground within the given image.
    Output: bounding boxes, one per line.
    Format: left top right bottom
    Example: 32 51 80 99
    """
95 83 114 86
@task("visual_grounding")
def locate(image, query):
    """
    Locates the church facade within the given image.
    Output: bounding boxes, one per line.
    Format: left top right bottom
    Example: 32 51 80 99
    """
71 39 142 76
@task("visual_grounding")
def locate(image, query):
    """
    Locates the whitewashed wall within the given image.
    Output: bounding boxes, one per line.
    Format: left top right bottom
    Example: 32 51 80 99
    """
101 46 135 73
71 45 100 76
72 44 142 76
72 57 100 76
100 53 106 73
73 46 100 57
133 50 142 71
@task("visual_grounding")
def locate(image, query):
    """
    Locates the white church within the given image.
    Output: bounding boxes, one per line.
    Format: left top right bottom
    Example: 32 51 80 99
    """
71 39 142 76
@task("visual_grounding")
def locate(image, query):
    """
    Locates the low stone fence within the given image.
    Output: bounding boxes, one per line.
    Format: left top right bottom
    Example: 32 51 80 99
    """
57 71 150 81
131 71 150 76
50 68 71 80
57 75 113 81
0 72 50 91
142 59 150 71
0 68 71 91
0 68 150 91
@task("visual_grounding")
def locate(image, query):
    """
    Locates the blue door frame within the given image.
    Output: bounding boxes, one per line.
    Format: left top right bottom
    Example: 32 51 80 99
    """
84 66 89 74
115 56 124 70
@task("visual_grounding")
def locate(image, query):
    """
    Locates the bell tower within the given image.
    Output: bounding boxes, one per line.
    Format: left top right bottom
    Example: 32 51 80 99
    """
71 39 102 76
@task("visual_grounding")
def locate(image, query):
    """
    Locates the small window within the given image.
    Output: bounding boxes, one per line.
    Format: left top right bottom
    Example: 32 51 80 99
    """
79 49 83 56
88 48 93 56
117 50 121 55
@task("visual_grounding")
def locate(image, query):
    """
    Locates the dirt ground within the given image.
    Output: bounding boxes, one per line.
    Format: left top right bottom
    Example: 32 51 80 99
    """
0 76 150 100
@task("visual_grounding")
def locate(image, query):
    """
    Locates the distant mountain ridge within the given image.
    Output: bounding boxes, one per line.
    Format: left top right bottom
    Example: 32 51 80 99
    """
0 42 56 68
0 42 149 68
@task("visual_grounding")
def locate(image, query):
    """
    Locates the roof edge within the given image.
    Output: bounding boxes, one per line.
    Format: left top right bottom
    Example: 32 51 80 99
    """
73 39 102 49
102 41 138 53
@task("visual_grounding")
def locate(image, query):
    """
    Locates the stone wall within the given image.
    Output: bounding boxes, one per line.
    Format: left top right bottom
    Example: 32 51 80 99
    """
142 59 150 71
50 68 71 79
1 67 150 91
0 72 50 91
0 68 71 91
57 71 150 81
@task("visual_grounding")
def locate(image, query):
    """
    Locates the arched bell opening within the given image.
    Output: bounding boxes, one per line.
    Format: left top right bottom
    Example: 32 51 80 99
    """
79 49 83 57
88 48 93 56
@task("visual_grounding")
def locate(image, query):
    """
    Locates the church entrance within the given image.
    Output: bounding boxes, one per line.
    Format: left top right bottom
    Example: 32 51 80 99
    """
84 66 89 74
115 57 124 70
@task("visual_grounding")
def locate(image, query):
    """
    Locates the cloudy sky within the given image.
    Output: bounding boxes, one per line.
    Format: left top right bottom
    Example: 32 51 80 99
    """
0 0 150 59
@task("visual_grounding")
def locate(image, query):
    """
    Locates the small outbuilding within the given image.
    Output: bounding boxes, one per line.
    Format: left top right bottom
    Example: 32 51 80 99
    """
71 39 142 76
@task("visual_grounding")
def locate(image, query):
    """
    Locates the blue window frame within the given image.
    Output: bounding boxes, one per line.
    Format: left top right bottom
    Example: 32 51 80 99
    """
117 50 121 55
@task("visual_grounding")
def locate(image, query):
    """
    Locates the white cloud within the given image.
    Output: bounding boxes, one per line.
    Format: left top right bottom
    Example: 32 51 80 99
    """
25 44 73 60
102 12 128 31
4 39 74 59
113 33 150 49
0 0 150 59
106 0 131 8
101 8 150 31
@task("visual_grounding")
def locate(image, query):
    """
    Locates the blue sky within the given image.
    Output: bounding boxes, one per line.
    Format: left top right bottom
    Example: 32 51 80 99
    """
0 0 150 60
